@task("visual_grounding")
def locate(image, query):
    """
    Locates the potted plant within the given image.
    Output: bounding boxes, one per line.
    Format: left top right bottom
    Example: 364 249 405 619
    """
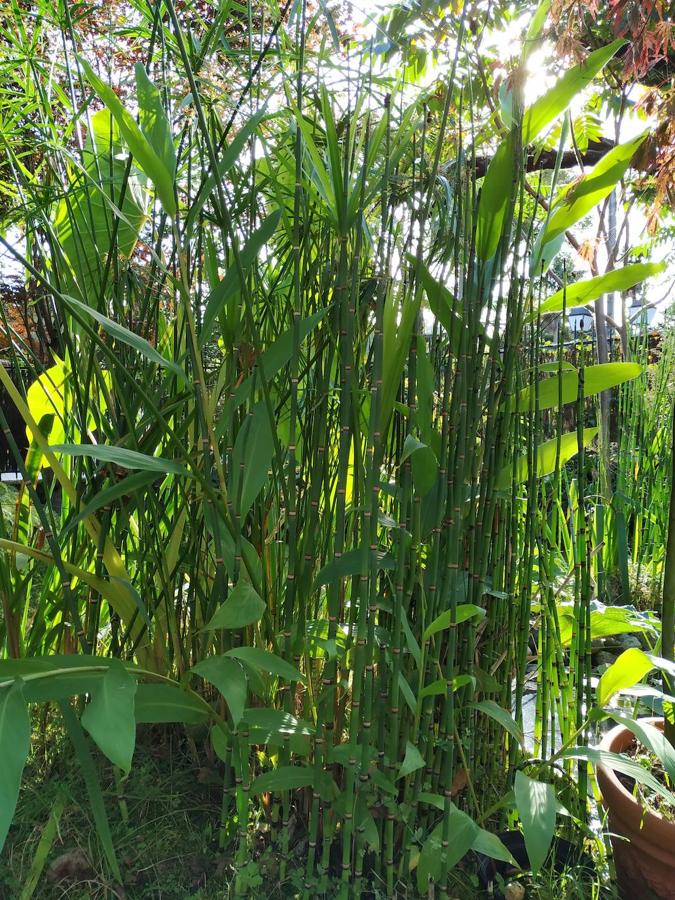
597 398 675 898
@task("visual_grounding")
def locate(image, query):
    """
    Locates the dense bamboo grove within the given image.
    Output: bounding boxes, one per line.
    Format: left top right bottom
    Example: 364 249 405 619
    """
0 0 674 896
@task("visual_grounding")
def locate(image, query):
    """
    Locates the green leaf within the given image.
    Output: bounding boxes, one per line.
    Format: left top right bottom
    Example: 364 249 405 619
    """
609 713 675 782
204 581 266 630
423 604 486 640
471 700 525 748
135 63 176 176
59 702 121 880
229 307 330 413
514 771 556 874
0 680 30 852
417 811 477 891
522 40 625 143
186 108 267 234
251 766 313 793
516 362 642 412
563 746 675 805
419 675 475 701
191 656 247 726
231 402 274 517
51 443 189 476
315 548 395 587
526 262 666 323
81 660 137 772
540 133 647 247
134 684 209 724
242 708 314 736
597 647 655 706
225 647 304 682
402 434 438 496
80 58 176 216
200 211 282 347
398 741 425 779
62 294 185 379
476 135 515 262
557 601 655 646
63 471 159 536
496 428 598 489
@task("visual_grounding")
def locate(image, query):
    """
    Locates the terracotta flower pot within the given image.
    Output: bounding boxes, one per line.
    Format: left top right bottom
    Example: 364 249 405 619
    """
597 717 675 899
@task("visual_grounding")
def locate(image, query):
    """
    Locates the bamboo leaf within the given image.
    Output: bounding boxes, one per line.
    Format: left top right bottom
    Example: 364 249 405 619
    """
81 660 137 772
514 771 557 875
597 647 655 706
134 684 209 724
251 765 314 793
80 58 176 216
515 362 641 412
204 581 266 630
540 133 647 247
398 741 425 779
200 210 281 346
62 294 186 379
231 402 274 517
225 647 304 682
0 680 30 852
471 700 525 748
526 262 666 323
423 604 486 641
496 428 598 489
135 63 176 176
191 656 247 725
51 443 189 476
563 747 675 805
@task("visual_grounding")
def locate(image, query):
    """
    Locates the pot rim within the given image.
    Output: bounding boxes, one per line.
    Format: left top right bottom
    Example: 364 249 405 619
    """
598 716 675 831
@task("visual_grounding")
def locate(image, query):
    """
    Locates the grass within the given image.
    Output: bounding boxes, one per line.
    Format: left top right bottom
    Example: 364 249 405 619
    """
3 719 618 900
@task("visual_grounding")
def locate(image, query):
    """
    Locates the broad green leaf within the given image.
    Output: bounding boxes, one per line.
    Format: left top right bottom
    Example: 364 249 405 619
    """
315 548 395 587
134 684 209 724
0 539 150 629
523 40 625 143
231 402 274 517
514 771 556 874
251 765 313 793
80 59 176 216
25 359 112 469
472 828 519 866
225 647 304 682
540 133 647 247
471 700 525 748
242 708 314 736
204 581 266 630
191 656 247 725
0 680 30 851
557 601 656 646
200 211 282 347
398 741 425 779
496 428 598 489
563 746 675 805
402 434 438 496
610 713 675 782
516 362 641 412
526 262 666 323
419 675 475 701
53 110 147 300
416 811 477 891
135 63 176 176
423 604 486 640
51 443 189 477
63 471 159 536
81 661 137 772
597 648 654 706
62 294 185 379
476 135 515 262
